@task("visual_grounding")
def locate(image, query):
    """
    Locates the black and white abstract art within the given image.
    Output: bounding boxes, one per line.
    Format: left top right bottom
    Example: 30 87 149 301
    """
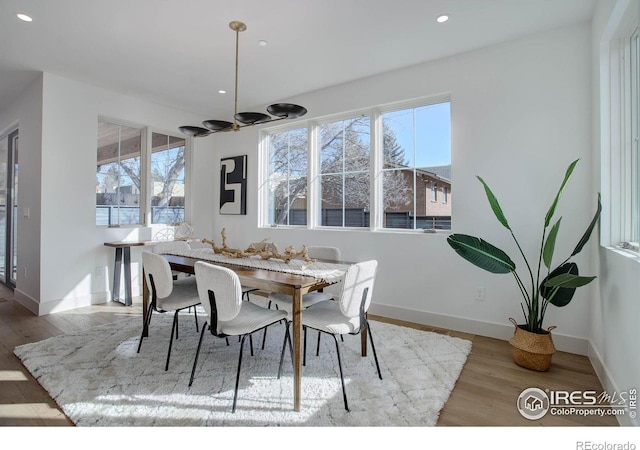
219 155 247 215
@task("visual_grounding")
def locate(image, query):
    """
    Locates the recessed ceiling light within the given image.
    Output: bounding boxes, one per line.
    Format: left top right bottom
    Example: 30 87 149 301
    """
258 40 268 47
436 14 449 23
16 13 33 22
218 90 226 94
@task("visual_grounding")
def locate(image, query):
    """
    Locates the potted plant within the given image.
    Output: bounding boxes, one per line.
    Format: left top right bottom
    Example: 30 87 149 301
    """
447 159 601 371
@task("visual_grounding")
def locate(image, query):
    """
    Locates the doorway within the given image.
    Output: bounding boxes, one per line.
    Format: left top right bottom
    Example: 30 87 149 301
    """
0 129 18 287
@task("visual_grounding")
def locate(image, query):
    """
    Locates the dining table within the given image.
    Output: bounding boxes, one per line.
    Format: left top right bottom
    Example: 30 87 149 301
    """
142 251 364 412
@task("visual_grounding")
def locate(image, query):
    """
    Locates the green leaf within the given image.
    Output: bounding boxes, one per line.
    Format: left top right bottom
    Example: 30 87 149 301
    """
544 273 597 289
447 233 516 274
543 217 562 269
544 159 580 227
540 262 577 307
571 193 602 257
477 176 511 231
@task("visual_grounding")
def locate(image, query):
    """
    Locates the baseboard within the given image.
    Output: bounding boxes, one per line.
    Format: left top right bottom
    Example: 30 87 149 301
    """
13 289 39 315
588 340 638 426
37 292 110 316
369 303 589 355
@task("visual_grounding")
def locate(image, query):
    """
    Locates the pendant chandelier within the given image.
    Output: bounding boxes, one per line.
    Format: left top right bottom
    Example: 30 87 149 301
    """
179 21 307 138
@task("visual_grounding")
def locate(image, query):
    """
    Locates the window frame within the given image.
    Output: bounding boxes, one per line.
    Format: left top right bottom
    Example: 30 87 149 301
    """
604 0 640 254
259 94 451 233
96 117 191 228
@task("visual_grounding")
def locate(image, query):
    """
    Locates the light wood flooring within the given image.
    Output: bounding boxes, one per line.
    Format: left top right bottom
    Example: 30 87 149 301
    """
0 284 618 427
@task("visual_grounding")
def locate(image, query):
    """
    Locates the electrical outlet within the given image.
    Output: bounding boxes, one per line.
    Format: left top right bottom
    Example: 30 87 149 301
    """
475 287 485 301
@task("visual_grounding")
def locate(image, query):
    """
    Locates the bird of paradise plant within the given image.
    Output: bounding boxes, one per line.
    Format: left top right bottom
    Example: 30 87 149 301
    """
447 159 601 333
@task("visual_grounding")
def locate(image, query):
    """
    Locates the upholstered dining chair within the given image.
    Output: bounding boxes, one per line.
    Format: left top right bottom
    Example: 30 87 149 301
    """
139 251 201 371
291 259 381 412
258 246 342 351
189 261 290 413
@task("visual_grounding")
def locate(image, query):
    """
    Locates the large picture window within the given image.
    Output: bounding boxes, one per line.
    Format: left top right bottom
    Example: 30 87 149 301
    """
260 98 451 231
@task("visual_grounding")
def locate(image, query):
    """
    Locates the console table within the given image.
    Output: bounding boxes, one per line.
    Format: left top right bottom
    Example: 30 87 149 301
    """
103 241 148 306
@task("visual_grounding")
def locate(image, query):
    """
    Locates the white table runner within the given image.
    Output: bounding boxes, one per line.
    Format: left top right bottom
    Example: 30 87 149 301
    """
165 248 349 283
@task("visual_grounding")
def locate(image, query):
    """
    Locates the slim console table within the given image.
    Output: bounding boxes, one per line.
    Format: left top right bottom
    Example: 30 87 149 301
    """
103 241 148 306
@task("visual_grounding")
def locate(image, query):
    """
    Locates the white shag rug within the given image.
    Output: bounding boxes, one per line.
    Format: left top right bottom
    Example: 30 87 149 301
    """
13 312 471 426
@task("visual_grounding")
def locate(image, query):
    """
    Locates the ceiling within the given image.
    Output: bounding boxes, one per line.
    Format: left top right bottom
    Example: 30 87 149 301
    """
0 0 596 121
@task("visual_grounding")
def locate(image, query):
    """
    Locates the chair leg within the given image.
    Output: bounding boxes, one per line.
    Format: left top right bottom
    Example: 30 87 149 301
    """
175 311 179 340
249 334 254 356
189 322 208 387
137 305 153 353
331 334 349 412
303 326 307 366
193 306 199 332
366 320 382 380
316 330 321 356
233 334 248 413
278 323 292 379
261 301 274 350
165 311 179 371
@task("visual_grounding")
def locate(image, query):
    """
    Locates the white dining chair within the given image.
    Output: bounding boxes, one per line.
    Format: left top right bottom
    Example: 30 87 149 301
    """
188 261 289 412
286 259 381 411
139 251 201 371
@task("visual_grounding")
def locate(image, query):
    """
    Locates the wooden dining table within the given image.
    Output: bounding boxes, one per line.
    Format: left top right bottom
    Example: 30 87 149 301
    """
142 253 363 412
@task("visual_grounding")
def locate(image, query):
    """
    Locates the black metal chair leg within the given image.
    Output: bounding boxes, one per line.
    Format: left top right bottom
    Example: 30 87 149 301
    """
261 300 273 350
165 311 179 371
189 322 208 386
331 334 349 411
249 334 254 356
233 334 248 413
225 337 229 346
278 323 294 379
303 326 307 366
137 305 153 353
316 330 321 356
193 306 199 332
303 326 308 366
366 320 382 379
262 325 268 350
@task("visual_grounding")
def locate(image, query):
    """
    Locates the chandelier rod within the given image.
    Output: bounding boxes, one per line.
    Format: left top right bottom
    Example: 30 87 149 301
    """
232 21 241 131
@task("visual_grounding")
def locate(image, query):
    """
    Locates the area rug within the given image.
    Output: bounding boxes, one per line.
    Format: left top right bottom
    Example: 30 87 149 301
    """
13 312 472 426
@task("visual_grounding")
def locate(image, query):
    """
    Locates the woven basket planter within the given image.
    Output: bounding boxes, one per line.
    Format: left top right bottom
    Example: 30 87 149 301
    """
508 318 557 372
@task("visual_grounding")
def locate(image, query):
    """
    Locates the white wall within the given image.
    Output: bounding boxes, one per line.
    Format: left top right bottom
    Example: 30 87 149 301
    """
0 72 214 314
207 23 595 354
590 0 639 427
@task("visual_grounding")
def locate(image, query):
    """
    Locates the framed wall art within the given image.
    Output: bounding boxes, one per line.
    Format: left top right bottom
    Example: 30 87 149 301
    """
220 155 247 215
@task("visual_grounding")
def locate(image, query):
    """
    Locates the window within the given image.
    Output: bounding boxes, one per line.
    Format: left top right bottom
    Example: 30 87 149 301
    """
265 127 308 226
319 116 370 227
260 97 451 231
96 121 142 226
612 24 640 250
96 120 189 226
150 133 186 224
381 102 451 230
